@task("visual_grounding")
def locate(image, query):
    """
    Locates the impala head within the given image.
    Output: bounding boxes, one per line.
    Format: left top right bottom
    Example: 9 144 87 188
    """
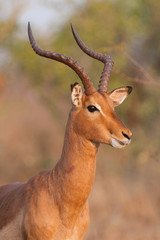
28 22 132 148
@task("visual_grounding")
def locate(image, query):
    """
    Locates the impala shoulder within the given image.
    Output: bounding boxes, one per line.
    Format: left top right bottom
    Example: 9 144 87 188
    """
0 183 26 230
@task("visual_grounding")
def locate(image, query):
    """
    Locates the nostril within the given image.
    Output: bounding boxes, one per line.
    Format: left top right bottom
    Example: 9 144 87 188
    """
122 131 130 140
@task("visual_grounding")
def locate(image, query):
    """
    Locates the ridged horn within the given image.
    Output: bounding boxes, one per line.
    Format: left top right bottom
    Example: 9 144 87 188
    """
28 22 96 95
71 24 114 93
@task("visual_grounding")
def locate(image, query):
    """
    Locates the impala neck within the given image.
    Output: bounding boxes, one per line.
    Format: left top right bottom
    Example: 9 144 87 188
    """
53 111 99 224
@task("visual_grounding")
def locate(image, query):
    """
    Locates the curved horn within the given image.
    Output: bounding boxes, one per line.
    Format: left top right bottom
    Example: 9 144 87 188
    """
71 24 114 93
28 22 96 95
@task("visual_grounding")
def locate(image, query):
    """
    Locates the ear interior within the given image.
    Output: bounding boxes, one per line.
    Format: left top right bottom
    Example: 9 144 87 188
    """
71 83 83 107
108 86 132 107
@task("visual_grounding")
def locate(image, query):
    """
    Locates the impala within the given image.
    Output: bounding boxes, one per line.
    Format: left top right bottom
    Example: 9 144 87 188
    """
0 23 132 240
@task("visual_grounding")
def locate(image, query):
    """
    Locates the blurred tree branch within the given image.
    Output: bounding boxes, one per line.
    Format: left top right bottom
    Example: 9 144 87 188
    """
121 49 160 87
113 67 160 87
102 44 160 88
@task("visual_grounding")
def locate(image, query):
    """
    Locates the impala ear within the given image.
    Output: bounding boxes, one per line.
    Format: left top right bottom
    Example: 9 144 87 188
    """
108 86 132 107
71 82 83 107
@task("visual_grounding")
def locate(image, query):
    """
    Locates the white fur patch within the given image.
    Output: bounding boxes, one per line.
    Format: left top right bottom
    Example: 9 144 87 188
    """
71 84 83 107
94 103 105 116
111 137 131 148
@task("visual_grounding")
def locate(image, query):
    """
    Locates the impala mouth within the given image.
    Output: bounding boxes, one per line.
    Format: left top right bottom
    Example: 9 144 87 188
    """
111 136 131 149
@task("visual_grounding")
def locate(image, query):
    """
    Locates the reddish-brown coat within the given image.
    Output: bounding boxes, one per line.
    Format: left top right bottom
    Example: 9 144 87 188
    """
0 86 132 240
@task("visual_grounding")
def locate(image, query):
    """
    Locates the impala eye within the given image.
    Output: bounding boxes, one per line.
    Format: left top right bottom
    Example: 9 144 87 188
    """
87 105 99 113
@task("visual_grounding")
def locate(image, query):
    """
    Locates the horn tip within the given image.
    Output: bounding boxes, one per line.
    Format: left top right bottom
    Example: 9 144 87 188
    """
28 21 32 36
28 21 31 30
70 23 76 35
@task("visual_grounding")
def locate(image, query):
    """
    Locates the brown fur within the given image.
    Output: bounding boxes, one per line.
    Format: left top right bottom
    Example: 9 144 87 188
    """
0 183 26 230
0 86 132 240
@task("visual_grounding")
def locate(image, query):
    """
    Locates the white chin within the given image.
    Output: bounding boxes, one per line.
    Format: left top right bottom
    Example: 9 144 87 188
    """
111 138 128 149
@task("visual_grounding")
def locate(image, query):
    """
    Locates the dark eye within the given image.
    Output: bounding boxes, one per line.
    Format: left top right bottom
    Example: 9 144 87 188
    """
87 105 99 113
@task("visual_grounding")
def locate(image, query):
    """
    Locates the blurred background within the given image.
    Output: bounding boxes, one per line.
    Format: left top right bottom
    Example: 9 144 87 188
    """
0 0 160 239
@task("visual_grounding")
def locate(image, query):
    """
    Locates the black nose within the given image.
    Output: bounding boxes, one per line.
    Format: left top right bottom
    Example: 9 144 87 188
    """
122 131 131 140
